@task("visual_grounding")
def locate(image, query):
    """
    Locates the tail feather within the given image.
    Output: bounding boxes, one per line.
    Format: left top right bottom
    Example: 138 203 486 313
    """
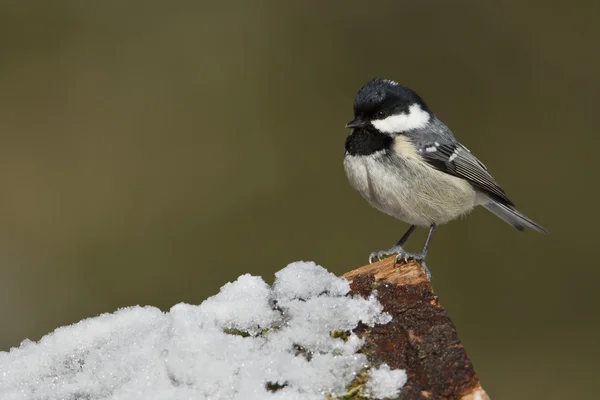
484 201 547 233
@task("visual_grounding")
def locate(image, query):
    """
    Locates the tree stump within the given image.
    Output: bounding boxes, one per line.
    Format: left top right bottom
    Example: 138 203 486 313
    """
343 257 489 400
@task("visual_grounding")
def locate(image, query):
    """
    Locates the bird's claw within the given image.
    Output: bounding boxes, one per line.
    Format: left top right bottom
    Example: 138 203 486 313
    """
368 250 390 264
368 245 406 264
394 252 431 280
368 247 431 280
393 251 426 265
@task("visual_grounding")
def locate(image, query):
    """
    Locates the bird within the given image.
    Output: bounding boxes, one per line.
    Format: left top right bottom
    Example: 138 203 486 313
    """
343 78 546 275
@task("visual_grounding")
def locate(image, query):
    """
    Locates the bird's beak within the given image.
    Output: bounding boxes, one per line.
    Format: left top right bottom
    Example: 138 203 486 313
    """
345 118 367 129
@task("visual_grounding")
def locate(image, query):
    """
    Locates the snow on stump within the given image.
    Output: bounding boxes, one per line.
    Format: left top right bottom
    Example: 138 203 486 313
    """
0 259 489 400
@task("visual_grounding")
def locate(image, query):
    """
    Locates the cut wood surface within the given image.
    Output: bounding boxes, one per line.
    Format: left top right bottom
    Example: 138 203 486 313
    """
343 257 489 400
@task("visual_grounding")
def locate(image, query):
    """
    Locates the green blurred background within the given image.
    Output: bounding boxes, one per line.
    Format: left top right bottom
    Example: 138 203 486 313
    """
0 1 598 398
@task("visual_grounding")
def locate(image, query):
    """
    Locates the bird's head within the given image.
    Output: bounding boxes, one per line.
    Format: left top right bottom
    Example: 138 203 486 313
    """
346 78 432 135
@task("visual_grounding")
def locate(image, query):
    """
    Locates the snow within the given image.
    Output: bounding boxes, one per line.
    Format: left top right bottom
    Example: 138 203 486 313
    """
366 364 408 399
0 261 406 400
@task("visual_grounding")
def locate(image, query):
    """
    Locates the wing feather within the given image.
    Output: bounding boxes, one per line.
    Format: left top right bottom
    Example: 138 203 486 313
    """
420 143 514 206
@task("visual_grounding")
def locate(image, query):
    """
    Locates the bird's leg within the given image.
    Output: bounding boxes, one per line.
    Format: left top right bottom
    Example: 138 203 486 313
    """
392 224 436 280
394 224 436 269
368 225 416 263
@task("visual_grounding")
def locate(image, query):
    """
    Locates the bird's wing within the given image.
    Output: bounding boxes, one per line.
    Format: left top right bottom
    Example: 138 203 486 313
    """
418 142 514 206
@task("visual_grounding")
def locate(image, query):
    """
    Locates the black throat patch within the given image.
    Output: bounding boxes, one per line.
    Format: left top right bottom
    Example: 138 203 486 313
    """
345 128 392 156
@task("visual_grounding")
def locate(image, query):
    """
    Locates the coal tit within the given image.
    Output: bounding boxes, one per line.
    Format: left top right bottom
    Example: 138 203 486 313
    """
344 78 546 273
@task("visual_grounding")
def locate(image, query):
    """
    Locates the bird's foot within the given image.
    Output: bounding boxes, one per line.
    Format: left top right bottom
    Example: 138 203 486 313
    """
368 245 406 264
394 251 431 281
368 247 432 280
393 250 426 264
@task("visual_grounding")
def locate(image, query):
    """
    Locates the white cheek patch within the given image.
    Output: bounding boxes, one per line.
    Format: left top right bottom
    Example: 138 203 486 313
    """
371 104 430 133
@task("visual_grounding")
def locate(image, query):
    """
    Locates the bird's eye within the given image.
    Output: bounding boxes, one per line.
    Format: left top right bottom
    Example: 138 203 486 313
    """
376 110 386 119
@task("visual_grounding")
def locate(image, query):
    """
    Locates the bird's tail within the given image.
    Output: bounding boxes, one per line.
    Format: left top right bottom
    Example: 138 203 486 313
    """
484 201 547 233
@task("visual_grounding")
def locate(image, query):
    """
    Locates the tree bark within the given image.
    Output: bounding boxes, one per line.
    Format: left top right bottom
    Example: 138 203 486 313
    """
343 257 489 400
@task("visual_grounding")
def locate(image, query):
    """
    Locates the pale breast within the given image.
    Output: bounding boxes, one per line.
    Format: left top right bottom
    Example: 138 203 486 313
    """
344 151 477 226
